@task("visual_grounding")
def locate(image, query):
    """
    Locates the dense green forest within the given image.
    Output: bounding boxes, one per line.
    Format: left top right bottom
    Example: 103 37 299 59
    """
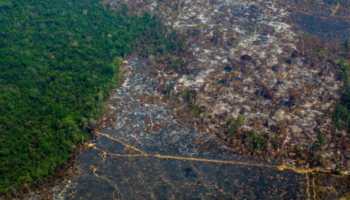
0 0 184 193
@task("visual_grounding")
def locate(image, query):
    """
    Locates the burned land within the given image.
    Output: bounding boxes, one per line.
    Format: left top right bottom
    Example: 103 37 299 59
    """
67 0 350 199
103 0 350 173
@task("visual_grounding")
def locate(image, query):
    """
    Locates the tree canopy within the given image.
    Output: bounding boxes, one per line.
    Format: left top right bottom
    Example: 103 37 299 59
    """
0 0 183 193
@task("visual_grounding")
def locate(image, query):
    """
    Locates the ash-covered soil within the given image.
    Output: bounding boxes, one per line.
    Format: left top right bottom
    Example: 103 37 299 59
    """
292 12 350 41
70 57 312 199
65 0 350 199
